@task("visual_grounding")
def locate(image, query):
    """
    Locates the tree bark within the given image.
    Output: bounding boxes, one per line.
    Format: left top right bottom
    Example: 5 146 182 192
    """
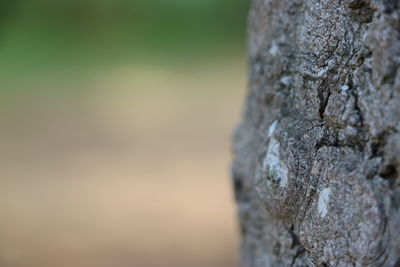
232 0 400 266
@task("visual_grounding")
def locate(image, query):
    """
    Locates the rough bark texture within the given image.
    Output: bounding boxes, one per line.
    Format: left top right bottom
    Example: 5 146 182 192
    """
232 0 400 266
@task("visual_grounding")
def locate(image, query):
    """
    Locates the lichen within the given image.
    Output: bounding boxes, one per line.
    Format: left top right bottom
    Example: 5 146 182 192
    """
318 188 331 218
268 120 278 137
263 138 289 188
269 43 279 56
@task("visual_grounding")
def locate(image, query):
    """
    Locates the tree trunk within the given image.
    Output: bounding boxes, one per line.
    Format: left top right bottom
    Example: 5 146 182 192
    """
232 0 400 266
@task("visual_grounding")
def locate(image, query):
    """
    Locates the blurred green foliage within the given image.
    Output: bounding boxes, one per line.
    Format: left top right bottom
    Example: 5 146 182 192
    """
0 0 249 81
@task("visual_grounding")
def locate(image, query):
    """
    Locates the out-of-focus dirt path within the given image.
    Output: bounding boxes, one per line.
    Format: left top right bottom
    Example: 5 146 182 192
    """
0 60 245 267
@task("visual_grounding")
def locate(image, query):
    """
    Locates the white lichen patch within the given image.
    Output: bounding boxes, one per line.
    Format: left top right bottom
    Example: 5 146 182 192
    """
341 85 349 92
263 138 288 188
318 188 331 218
269 43 279 56
268 120 278 137
317 68 328 78
280 76 292 86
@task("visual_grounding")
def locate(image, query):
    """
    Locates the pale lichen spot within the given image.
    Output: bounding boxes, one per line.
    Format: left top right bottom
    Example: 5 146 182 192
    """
341 85 349 92
268 120 278 137
318 188 331 218
317 68 328 78
280 76 292 86
263 138 288 188
269 43 279 56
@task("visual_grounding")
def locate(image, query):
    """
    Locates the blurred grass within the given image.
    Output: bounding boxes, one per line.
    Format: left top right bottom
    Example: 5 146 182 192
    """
0 0 248 85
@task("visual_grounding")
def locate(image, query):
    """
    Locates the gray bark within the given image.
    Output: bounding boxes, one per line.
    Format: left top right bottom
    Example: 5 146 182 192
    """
232 0 400 266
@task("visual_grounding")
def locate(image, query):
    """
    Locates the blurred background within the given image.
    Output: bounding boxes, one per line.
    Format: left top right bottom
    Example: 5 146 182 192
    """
0 0 249 266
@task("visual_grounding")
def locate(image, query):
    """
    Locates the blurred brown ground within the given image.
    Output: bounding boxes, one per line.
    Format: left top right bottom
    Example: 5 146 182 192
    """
0 57 245 267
